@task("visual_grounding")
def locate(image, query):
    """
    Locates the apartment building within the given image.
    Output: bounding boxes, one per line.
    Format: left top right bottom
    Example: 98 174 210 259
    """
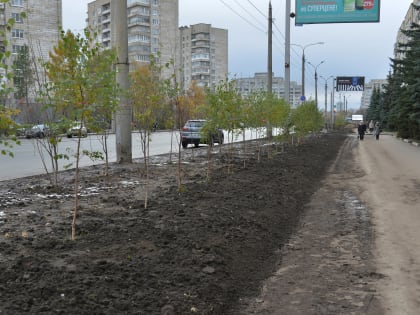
179 23 228 91
360 79 387 110
394 0 420 60
234 73 302 108
1 0 61 62
0 0 62 117
87 0 178 79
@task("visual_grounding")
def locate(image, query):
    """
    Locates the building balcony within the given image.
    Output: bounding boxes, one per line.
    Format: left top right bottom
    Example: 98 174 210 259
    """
192 68 210 75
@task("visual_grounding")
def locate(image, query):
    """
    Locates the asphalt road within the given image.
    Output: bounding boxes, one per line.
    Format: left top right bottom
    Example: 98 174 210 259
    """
1 129 266 181
1 132 177 181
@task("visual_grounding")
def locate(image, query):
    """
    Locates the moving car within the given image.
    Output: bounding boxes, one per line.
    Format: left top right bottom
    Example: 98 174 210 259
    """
67 122 87 138
25 124 49 138
181 119 224 148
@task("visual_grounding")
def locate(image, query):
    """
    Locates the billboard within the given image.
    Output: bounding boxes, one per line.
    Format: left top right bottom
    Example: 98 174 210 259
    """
336 76 365 91
295 0 380 25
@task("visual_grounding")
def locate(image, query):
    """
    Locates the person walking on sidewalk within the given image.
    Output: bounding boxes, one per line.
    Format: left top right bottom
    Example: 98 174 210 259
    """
374 122 381 140
369 120 374 134
358 121 367 140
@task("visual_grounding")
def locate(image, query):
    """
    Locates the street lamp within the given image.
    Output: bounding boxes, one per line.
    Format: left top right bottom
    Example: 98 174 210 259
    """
307 60 325 107
290 42 324 99
320 75 334 129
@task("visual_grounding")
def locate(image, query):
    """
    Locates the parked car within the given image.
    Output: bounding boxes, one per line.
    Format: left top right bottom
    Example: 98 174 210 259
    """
67 122 87 138
181 119 224 148
25 124 49 139
14 123 29 137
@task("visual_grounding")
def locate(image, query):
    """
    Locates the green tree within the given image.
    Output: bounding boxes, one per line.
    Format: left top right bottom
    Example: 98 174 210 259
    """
291 101 323 142
45 29 119 240
366 86 383 124
382 13 420 139
203 78 243 174
130 57 172 208
13 45 33 114
0 0 24 156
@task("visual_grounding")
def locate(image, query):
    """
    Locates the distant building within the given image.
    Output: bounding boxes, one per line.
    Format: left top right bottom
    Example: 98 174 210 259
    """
87 0 178 79
178 23 228 91
234 73 302 108
360 79 387 110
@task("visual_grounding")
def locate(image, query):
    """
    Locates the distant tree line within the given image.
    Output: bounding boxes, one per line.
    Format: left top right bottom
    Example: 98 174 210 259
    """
366 6 420 140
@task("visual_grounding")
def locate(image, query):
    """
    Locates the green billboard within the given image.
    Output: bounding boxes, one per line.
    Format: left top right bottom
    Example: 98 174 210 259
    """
295 0 380 25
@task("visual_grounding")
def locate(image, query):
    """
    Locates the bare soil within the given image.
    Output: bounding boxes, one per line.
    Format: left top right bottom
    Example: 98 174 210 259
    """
0 133 375 315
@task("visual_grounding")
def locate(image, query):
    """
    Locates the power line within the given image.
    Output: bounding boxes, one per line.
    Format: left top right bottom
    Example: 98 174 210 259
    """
218 0 266 33
247 0 267 18
233 0 266 30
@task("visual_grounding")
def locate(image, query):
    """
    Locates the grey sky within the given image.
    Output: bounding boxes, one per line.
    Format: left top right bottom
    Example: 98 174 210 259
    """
62 0 414 109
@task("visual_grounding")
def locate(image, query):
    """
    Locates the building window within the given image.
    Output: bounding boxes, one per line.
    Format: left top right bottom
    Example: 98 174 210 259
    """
135 55 150 62
12 29 24 39
128 15 150 25
12 44 24 54
11 0 23 6
128 34 150 44
12 13 23 23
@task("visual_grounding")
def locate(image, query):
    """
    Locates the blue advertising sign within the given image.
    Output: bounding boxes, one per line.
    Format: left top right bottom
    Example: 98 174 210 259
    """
295 0 380 25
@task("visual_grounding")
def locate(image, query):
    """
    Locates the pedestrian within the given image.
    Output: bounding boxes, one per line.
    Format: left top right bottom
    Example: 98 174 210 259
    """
358 121 367 140
374 121 381 140
369 120 374 134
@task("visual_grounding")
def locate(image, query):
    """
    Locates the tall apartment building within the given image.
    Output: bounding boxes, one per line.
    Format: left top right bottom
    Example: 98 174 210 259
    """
1 0 61 63
87 0 178 79
394 0 420 60
0 0 62 118
360 79 387 110
234 73 302 109
178 23 228 91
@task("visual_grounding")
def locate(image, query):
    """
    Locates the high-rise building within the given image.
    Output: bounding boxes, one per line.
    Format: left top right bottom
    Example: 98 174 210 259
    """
394 0 420 60
1 0 62 63
178 23 228 91
360 79 387 110
0 0 62 119
234 73 302 108
87 0 178 79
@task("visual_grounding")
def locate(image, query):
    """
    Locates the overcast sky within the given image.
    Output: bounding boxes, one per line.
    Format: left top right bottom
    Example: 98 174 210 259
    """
62 0 414 109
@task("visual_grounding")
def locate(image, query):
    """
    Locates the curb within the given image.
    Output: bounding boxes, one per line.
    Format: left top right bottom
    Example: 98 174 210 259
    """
400 137 419 147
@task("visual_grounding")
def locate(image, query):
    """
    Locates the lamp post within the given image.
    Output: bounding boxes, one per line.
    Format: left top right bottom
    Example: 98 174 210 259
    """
291 42 324 99
307 60 325 107
320 75 334 129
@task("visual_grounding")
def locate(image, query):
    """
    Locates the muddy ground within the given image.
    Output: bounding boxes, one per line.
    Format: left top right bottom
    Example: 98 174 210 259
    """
0 133 377 314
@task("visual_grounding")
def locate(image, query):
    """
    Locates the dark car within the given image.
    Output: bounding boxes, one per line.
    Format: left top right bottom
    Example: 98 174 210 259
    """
181 119 224 148
25 124 49 138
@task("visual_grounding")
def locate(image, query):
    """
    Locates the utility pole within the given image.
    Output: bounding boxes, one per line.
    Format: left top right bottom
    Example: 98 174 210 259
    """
308 60 324 108
267 1 273 138
112 0 132 163
324 80 328 129
268 1 272 95
285 0 291 104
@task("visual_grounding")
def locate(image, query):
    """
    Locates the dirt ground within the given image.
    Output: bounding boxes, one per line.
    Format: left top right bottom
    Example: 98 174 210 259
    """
0 132 379 315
